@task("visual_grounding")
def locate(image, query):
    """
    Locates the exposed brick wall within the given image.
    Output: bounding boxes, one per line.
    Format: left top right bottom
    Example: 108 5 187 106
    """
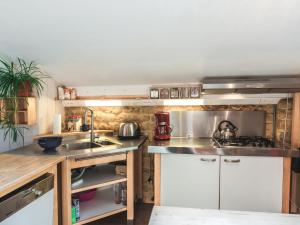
65 98 292 202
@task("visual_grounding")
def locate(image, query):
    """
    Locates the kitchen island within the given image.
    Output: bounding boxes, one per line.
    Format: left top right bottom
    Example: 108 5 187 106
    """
148 137 300 213
149 206 300 225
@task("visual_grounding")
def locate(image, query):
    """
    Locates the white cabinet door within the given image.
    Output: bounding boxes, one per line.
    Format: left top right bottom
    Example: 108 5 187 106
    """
220 156 283 213
161 154 220 209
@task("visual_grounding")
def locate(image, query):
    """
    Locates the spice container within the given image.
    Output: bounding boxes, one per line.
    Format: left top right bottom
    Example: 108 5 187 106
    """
114 183 122 204
64 88 71 100
57 86 65 100
70 88 77 100
66 115 82 132
121 182 127 206
74 116 82 131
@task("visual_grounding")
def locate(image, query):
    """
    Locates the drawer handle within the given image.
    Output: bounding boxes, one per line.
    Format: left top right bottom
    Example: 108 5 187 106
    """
200 158 216 162
224 159 240 163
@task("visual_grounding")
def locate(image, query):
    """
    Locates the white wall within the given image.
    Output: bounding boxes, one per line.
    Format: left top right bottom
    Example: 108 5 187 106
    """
1 0 300 86
0 79 64 153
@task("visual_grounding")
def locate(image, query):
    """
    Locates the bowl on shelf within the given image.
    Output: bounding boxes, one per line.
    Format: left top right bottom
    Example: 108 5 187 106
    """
74 189 97 202
38 136 63 153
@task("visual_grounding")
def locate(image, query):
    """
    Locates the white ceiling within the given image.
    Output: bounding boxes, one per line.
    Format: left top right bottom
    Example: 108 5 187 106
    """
1 0 300 86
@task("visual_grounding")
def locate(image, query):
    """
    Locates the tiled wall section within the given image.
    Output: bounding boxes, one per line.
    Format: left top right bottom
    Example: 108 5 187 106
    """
65 98 293 202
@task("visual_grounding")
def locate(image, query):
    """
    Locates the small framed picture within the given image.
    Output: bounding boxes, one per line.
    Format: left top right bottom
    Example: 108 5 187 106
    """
190 87 201 98
150 88 159 99
180 87 190 99
170 88 179 99
159 88 170 99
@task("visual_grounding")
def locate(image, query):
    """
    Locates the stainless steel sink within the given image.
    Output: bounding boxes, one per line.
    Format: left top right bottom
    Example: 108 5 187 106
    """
60 139 121 151
96 140 119 146
61 142 102 151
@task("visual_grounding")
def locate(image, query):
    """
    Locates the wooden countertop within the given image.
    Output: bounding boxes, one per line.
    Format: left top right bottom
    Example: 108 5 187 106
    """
149 206 300 225
0 154 65 198
33 130 114 140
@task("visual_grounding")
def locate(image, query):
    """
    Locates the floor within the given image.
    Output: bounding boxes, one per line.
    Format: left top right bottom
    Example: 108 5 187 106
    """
89 203 154 225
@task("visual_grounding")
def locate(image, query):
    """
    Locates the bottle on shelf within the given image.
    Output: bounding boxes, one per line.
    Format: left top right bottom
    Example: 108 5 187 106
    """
121 182 127 206
114 183 122 204
72 198 80 223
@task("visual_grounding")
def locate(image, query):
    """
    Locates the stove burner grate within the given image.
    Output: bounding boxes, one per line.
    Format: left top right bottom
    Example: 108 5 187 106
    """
215 136 275 148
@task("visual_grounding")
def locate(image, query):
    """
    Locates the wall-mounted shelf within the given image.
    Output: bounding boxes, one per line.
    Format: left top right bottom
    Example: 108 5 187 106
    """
0 97 37 125
60 93 289 107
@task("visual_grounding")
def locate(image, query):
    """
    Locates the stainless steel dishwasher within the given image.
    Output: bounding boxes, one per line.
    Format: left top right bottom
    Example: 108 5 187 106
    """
0 173 54 225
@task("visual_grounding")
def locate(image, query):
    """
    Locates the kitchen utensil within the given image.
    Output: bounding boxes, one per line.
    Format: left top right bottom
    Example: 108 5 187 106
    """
81 124 90 132
118 122 140 139
38 136 62 152
71 168 86 182
74 189 97 202
154 112 172 140
214 120 238 140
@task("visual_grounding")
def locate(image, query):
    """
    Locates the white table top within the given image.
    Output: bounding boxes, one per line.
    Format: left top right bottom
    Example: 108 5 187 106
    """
149 206 300 225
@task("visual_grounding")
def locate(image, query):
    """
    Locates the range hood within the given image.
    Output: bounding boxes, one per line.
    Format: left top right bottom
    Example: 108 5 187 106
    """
202 76 300 94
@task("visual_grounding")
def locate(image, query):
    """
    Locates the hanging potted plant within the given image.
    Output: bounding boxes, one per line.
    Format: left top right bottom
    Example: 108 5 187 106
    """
0 57 48 144
0 58 46 97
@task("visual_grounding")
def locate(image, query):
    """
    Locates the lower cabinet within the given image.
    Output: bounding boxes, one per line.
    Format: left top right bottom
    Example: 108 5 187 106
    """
160 154 283 213
220 156 283 212
161 154 219 209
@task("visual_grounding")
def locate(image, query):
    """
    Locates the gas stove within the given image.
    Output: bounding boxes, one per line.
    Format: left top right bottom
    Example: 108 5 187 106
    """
214 136 276 148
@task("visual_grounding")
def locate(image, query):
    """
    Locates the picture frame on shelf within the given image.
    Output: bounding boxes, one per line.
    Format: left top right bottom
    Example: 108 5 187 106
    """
180 87 190 99
170 88 179 99
190 87 201 98
150 88 159 99
159 88 170 99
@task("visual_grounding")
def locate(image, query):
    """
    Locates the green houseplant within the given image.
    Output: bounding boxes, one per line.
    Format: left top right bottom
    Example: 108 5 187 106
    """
0 57 47 144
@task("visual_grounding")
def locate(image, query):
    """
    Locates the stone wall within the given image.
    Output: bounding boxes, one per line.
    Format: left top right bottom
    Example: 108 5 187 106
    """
65 98 293 202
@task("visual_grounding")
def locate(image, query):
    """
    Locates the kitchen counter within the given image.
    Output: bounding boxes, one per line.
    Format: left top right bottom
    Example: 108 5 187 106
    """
10 135 147 159
148 137 300 157
149 206 300 225
0 154 64 198
32 129 114 140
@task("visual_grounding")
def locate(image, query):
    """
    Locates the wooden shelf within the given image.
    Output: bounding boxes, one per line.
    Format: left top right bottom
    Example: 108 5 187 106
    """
60 93 288 107
73 187 127 225
71 164 127 194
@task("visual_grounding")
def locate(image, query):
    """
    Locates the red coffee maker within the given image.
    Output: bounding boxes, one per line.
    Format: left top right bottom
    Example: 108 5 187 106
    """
154 112 172 140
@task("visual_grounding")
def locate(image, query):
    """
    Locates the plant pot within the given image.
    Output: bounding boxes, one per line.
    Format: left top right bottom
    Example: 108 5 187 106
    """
17 81 32 97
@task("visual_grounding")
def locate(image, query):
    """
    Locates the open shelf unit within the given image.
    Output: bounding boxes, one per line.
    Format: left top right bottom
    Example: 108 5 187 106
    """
64 154 131 225
73 187 127 225
0 97 36 125
71 164 127 194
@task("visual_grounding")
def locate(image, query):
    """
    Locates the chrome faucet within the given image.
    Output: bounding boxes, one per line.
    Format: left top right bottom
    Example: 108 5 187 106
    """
83 108 94 143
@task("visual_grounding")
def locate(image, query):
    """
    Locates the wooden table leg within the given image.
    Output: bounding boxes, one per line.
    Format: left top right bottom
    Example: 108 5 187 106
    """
48 165 58 225
62 159 72 225
154 153 161 206
282 157 291 213
127 151 134 225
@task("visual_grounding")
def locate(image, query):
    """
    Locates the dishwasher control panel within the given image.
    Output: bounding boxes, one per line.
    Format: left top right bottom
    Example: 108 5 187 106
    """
0 173 54 222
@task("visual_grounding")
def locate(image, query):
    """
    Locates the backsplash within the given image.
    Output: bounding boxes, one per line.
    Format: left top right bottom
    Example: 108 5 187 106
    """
65 99 292 203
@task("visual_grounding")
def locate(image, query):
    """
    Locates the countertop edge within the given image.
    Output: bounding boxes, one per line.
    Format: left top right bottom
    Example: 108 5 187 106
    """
0 155 65 198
